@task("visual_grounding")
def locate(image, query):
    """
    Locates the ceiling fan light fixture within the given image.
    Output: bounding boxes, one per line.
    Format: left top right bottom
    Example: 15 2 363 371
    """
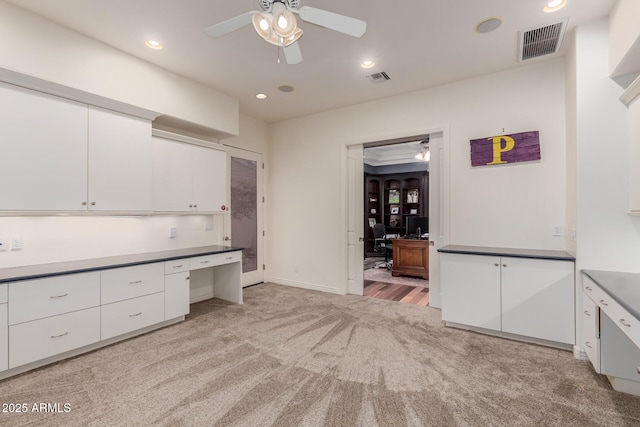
252 12 273 40
272 9 297 38
283 28 303 46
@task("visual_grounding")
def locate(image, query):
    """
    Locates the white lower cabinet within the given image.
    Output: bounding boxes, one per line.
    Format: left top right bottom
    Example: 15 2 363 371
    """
9 307 100 368
582 294 601 373
101 292 165 340
600 313 640 383
165 271 190 320
0 303 7 372
441 254 502 330
101 262 164 305
441 253 575 345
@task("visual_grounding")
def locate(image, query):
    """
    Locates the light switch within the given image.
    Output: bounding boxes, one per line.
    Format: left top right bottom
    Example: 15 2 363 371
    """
10 238 22 250
169 227 177 239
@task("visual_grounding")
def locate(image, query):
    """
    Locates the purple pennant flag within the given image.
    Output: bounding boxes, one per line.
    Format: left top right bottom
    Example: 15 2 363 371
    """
470 131 540 167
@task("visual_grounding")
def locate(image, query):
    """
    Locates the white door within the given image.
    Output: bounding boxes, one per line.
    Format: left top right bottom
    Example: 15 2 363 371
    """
347 144 364 295
225 147 264 287
427 133 446 308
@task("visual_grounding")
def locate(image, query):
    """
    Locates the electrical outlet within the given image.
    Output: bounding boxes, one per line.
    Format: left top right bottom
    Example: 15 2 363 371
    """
169 227 177 239
10 238 22 250
0 239 7 251
204 223 213 231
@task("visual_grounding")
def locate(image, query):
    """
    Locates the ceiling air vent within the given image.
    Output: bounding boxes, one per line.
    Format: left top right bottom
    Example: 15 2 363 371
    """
366 71 391 84
519 18 568 61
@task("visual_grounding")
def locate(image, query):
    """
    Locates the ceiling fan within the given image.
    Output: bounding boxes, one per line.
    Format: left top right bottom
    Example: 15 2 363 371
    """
204 0 367 65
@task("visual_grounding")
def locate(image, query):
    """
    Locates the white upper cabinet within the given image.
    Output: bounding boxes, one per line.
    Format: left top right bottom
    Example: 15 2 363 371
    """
0 82 88 211
152 135 227 213
0 83 153 213
88 107 152 211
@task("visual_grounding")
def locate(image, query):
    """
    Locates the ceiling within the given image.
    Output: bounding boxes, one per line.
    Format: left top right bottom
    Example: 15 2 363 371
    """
6 0 615 123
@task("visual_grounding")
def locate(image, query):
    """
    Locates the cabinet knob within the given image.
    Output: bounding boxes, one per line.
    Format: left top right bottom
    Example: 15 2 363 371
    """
585 341 592 349
494 263 499 267
91 201 96 206
619 319 631 328
189 205 193 208
585 286 593 291
502 264 507 267
194 204 197 208
221 205 227 211
599 299 608 306
583 310 591 316
637 366 640 375
82 201 87 206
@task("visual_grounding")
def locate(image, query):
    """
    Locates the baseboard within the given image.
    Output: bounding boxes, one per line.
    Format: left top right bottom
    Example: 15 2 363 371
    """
607 375 640 397
268 277 347 295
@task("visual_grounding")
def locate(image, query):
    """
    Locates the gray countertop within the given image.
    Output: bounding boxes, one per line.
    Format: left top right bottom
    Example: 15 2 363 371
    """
582 270 640 322
0 245 243 284
437 245 575 261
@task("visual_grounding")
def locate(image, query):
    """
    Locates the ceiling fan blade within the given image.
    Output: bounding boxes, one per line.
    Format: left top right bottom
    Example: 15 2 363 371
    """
298 6 366 38
283 41 303 65
204 11 258 38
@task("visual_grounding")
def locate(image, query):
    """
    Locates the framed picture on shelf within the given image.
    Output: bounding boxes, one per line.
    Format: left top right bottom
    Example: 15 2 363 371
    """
389 218 400 227
410 208 418 214
390 206 399 214
368 218 376 227
407 189 419 204
388 189 400 204
370 208 377 214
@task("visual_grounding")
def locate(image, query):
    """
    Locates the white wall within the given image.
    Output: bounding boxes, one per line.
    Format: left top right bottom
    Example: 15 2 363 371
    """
269 59 568 294
0 1 238 137
0 215 224 268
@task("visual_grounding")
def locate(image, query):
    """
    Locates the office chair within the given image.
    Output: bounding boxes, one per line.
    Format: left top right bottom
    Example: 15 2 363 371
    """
372 223 393 269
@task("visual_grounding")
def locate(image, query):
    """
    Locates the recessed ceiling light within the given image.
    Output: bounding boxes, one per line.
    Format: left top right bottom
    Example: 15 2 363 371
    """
544 0 567 13
255 93 267 99
145 40 163 50
361 60 375 69
475 17 503 34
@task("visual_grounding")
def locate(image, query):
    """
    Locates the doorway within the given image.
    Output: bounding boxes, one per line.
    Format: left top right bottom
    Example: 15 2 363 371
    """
225 146 264 287
343 129 448 309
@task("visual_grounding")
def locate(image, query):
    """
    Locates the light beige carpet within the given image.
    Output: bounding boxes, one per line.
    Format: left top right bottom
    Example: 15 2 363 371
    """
1 283 639 426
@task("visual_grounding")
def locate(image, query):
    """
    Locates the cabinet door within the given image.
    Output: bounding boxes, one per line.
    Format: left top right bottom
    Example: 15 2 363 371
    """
152 136 193 212
192 145 227 212
629 96 640 212
0 304 7 372
600 312 640 382
582 294 600 373
88 107 152 211
501 258 574 344
0 82 88 211
441 254 502 331
165 271 190 320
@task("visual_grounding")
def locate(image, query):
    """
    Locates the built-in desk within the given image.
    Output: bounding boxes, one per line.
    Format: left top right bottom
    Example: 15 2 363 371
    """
391 238 429 280
581 270 640 395
0 245 242 380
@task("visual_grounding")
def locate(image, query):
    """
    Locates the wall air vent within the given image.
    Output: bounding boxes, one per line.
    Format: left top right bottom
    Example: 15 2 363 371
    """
366 71 391 84
519 18 568 61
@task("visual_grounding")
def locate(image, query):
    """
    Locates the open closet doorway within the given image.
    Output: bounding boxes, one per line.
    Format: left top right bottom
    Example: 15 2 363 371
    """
345 130 447 309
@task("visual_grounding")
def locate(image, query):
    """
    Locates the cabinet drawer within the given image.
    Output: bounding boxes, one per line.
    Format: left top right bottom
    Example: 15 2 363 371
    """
8 272 100 325
583 276 610 307
0 283 7 304
582 294 600 373
9 307 100 368
190 251 241 270
0 304 7 372
164 259 189 274
600 294 640 347
101 292 165 340
101 263 164 304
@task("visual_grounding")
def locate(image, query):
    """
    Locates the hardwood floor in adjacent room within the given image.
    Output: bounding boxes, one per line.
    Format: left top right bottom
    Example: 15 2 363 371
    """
364 280 430 307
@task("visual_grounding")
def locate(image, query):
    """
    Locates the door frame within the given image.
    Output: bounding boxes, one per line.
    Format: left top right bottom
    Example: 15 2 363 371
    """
224 146 265 287
339 125 451 305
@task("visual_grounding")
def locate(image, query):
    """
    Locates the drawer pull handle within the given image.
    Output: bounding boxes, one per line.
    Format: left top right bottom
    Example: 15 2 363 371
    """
584 310 591 316
51 332 69 339
585 286 593 291
50 293 69 299
637 366 640 375
173 265 184 268
585 341 592 349
201 260 210 264
619 319 631 328
225 256 233 260
129 280 143 285
599 300 608 306
129 312 143 318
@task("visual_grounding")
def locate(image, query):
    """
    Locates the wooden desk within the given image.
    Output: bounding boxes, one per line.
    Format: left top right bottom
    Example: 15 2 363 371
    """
391 238 429 280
